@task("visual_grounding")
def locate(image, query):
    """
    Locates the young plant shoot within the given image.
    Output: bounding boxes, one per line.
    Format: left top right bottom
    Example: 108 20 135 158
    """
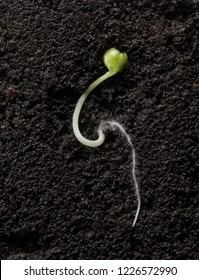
72 48 140 228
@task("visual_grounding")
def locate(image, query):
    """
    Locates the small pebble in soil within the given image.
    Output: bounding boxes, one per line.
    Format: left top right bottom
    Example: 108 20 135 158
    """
5 87 16 102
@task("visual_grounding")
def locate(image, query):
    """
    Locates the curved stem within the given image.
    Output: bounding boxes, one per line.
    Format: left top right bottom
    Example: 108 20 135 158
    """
72 70 114 147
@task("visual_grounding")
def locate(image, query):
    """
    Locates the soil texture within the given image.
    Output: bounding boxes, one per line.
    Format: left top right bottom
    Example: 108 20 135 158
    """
0 0 199 259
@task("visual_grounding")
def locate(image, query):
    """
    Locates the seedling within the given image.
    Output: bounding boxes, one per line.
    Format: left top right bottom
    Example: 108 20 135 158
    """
73 48 128 147
72 48 140 227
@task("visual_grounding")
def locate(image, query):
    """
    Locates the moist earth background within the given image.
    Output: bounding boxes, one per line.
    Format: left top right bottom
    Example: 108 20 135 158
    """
0 0 198 259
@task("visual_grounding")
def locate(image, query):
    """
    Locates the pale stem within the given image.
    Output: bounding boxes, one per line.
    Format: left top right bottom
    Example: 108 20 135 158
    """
72 70 114 147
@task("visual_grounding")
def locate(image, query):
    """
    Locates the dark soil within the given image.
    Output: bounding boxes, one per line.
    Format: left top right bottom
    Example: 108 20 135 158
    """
0 0 198 260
